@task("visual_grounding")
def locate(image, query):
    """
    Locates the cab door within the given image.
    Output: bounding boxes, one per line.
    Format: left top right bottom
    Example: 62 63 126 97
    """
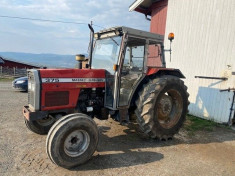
118 37 146 107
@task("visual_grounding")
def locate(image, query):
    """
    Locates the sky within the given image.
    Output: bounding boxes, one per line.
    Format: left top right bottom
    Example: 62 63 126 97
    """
0 0 150 55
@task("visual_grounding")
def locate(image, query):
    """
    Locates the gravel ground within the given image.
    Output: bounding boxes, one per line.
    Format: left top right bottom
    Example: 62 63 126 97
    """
1 81 235 176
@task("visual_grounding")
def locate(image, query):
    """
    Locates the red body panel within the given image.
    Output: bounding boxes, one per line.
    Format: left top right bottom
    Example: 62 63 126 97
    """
40 68 106 78
147 67 174 76
39 69 106 111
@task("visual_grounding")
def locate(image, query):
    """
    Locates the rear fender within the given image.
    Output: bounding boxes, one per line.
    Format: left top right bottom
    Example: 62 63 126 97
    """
147 68 185 78
129 68 185 107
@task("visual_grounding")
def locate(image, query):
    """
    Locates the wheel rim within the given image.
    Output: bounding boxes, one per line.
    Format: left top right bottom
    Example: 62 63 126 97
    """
64 130 90 157
156 89 183 129
37 116 55 126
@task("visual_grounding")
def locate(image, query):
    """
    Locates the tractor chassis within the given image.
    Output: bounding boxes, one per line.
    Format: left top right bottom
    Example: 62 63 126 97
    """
23 106 74 121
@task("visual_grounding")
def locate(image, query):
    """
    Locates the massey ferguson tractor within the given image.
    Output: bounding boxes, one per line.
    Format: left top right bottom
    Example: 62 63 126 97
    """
23 25 189 168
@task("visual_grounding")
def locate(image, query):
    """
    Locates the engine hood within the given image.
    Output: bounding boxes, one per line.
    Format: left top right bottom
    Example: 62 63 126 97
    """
39 68 106 80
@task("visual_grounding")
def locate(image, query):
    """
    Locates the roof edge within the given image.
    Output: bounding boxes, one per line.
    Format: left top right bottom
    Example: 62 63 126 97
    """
129 0 145 12
129 0 165 14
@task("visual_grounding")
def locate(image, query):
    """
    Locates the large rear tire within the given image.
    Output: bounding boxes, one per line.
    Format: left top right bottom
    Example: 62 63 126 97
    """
25 116 56 135
135 75 189 140
46 113 99 169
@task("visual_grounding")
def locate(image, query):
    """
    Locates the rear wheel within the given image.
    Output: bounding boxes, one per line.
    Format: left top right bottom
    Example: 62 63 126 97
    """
135 75 189 140
25 115 56 135
46 113 99 169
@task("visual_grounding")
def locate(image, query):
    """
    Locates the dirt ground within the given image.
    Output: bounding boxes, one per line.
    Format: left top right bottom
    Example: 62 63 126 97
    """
1 81 235 176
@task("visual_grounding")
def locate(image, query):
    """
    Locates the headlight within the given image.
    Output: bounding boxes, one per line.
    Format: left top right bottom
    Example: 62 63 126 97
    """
28 82 35 91
28 82 32 90
30 83 35 91
16 80 26 84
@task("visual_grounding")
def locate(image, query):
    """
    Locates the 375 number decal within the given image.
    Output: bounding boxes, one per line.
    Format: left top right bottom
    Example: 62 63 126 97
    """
44 78 59 83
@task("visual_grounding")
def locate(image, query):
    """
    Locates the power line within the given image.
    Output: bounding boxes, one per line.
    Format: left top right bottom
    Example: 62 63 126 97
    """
0 15 105 28
0 15 87 25
0 15 148 29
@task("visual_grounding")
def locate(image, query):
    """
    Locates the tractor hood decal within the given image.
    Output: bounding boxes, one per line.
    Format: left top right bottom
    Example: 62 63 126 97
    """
42 78 105 83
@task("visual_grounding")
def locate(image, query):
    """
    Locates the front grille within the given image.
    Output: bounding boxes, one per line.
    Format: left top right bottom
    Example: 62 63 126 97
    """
45 91 69 107
28 71 35 108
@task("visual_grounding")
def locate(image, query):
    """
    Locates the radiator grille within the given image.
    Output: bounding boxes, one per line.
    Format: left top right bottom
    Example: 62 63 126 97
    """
45 91 69 107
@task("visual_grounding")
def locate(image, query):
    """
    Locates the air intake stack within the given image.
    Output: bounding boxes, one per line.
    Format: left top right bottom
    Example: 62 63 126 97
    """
75 54 86 69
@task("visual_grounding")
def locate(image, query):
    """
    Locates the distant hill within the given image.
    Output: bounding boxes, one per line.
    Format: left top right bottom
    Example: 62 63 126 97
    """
0 52 88 68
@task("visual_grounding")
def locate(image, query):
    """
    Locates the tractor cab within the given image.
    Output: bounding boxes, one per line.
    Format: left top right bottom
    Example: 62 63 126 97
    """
90 27 167 110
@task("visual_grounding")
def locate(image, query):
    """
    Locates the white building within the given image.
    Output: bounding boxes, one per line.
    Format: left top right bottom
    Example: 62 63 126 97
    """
130 0 235 124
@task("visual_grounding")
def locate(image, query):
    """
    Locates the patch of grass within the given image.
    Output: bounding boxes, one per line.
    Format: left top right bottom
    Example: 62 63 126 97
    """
0 77 14 82
184 115 229 135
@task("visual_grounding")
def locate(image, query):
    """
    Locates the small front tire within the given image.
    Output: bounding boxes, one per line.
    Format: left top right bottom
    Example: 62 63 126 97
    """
46 113 99 169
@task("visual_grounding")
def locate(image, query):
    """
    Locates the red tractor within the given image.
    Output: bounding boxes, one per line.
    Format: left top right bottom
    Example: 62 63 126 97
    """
23 25 189 168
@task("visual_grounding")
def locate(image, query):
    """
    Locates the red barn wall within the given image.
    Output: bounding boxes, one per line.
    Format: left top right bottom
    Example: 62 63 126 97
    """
147 0 168 67
2 59 39 69
150 0 168 35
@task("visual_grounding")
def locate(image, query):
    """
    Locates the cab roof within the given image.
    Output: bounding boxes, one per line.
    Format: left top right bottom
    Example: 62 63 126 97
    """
95 26 164 42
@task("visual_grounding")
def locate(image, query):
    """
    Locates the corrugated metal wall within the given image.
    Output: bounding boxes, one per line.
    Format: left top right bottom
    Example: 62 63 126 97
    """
164 0 235 123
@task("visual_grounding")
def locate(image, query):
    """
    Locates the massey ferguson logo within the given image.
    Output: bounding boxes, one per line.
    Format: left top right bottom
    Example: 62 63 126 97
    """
72 78 105 82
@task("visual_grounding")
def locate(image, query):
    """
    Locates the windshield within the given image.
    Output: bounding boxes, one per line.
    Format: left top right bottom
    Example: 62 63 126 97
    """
92 36 122 74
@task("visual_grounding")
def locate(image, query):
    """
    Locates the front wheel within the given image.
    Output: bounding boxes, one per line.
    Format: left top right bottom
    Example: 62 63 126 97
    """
46 113 99 169
25 115 56 135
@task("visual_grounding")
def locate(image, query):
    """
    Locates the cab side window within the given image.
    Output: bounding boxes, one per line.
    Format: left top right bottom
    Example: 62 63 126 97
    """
122 38 145 74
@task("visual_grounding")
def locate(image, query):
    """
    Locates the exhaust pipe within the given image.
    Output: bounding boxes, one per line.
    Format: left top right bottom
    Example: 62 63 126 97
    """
88 24 94 69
